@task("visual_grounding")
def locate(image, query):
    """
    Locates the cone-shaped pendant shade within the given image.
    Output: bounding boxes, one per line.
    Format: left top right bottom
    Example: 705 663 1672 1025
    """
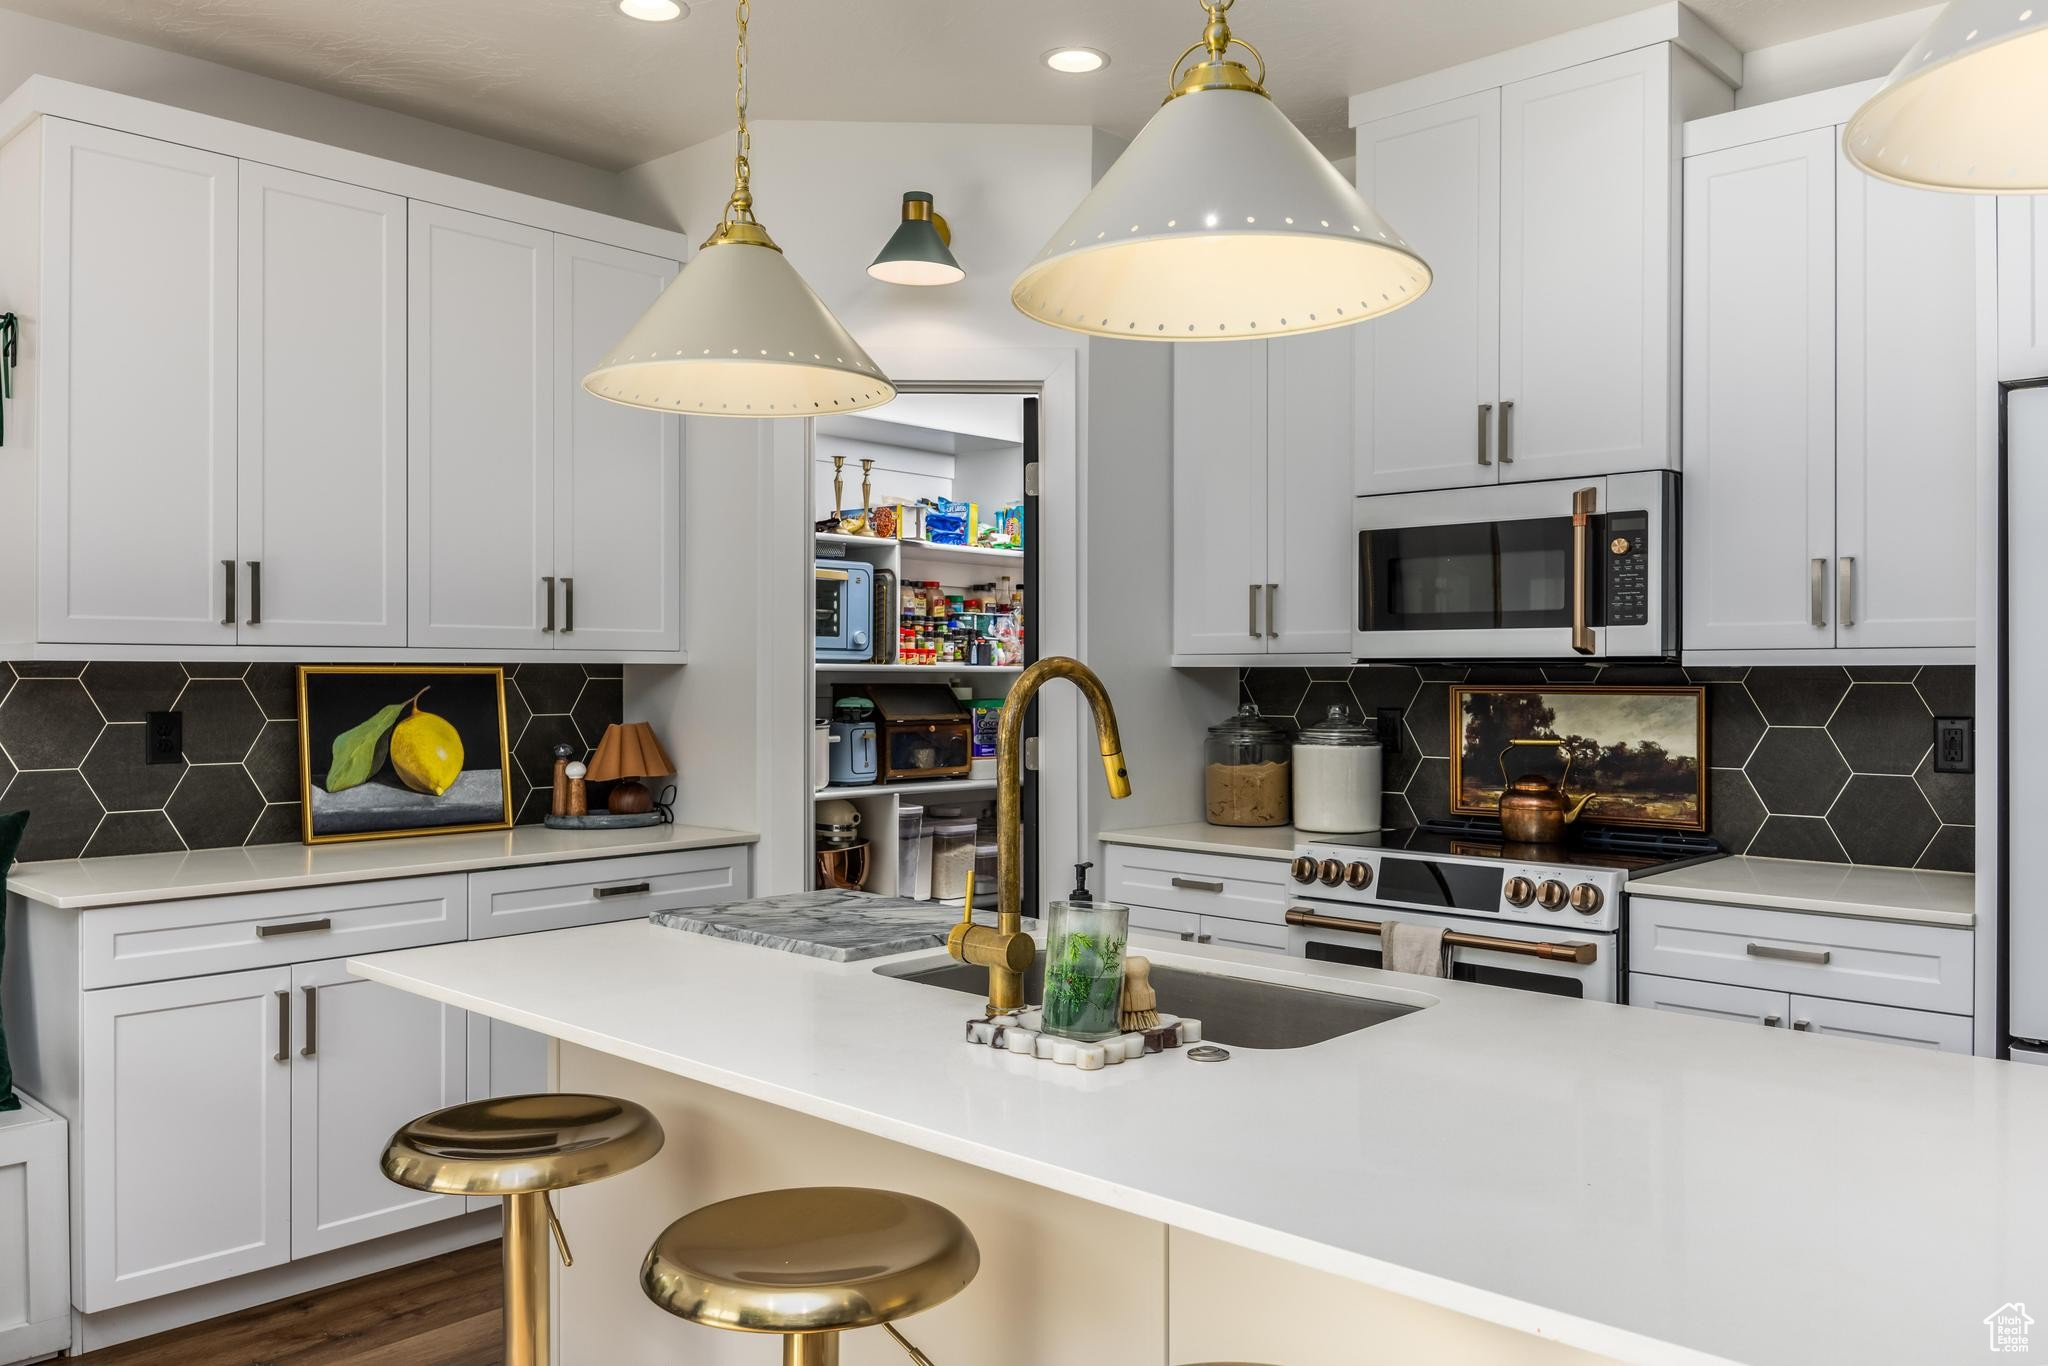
1845 0 2048 192
1013 86 1429 340
584 238 895 415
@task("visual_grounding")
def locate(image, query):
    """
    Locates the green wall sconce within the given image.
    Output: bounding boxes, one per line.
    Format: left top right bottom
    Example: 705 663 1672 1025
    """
868 192 965 286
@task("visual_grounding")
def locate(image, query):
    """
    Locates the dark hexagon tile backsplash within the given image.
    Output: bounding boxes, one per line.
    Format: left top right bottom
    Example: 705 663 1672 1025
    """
0 662 626 863
1240 663 1975 873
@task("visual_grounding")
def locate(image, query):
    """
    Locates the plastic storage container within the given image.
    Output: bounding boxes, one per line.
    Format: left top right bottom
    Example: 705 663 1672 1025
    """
928 810 980 903
1292 704 1382 834
897 804 925 899
1204 703 1292 827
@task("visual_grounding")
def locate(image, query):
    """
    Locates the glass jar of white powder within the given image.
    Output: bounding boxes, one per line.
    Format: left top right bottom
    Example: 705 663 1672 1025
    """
1292 705 1382 834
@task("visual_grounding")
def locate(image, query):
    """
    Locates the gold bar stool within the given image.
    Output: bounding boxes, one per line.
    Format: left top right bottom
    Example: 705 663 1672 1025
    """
383 1093 663 1366
641 1186 979 1366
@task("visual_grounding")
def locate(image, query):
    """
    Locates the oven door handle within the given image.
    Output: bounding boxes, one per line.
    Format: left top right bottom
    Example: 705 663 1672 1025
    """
1285 907 1598 964
1570 486 1597 656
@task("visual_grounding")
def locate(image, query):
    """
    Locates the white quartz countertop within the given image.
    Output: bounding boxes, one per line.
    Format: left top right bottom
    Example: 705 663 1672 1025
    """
8 824 757 909
351 919 2047 1366
1100 822 1301 861
1629 855 1975 927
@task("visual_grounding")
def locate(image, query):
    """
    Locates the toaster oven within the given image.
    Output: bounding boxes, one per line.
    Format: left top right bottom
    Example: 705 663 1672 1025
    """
816 558 875 662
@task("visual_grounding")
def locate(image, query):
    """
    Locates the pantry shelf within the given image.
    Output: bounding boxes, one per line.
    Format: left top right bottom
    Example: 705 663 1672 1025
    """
815 664 1023 675
813 778 997 801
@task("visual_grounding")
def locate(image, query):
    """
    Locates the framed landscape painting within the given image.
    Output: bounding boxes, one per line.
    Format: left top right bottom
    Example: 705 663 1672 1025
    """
297 666 514 844
1450 684 1708 832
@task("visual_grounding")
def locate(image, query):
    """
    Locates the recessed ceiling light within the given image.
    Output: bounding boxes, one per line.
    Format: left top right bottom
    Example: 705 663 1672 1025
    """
1044 47 1109 74
619 0 686 21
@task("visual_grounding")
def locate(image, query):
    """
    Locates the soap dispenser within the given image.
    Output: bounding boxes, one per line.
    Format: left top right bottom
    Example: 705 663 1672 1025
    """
1066 862 1095 905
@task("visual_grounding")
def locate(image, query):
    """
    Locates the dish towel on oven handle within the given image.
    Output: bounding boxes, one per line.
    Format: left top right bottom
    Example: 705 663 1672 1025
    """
1382 919 1449 978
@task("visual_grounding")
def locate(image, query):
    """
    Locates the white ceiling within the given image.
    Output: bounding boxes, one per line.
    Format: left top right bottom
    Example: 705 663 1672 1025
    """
0 0 1933 170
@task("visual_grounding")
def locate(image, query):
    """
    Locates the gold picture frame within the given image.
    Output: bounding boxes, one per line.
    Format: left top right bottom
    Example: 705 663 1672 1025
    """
1449 684 1709 833
296 666 515 845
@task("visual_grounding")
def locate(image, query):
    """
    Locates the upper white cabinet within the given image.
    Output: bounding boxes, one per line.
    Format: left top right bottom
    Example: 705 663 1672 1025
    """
1354 46 1722 494
239 163 408 648
1174 331 1354 662
1682 117 1984 655
1998 196 2048 380
32 120 239 646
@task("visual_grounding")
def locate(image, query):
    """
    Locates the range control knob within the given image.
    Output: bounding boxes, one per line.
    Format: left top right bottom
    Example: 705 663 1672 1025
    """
1504 876 1537 908
1345 861 1374 890
1536 879 1569 912
1290 855 1319 885
1318 858 1346 887
1569 883 1605 915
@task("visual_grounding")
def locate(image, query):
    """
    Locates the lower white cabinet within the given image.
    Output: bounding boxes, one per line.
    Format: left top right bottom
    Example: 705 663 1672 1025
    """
1629 973 1786 1027
0 1096 70 1363
468 1012 550 1103
1786 994 1975 1052
1107 844 1291 955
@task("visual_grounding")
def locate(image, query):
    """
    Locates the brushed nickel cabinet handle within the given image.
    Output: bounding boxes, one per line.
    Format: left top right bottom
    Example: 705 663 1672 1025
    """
1476 402 1493 465
247 560 262 626
542 576 556 633
1763 1013 1783 1027
1178 931 1197 942
593 882 652 899
1171 876 1225 893
257 917 332 938
1838 556 1855 629
222 560 237 628
1810 558 1827 628
1196 933 1214 944
1248 583 1260 639
274 990 290 1063
562 576 574 634
1265 583 1278 639
1745 941 1831 965
1498 400 1515 464
1792 1019 1813 1032
301 985 317 1059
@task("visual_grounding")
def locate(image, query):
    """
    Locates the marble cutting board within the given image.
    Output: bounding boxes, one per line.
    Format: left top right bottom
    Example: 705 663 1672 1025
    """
650 889 965 963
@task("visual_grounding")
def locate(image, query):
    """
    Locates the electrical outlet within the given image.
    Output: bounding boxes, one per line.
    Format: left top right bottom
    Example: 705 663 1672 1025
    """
1934 716 1973 774
145 711 182 766
1376 708 1403 757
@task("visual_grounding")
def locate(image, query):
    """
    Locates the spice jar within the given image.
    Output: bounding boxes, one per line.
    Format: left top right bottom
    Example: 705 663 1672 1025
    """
1204 703 1292 828
1292 704 1382 834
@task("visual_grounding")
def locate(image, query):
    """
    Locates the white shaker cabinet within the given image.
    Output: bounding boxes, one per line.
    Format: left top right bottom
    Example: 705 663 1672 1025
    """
238 164 408 648
1998 196 2048 380
33 120 239 646
408 202 557 650
289 959 466 1260
1173 333 1353 662
79 967 293 1310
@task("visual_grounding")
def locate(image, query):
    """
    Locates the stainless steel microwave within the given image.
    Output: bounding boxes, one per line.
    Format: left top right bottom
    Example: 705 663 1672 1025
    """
1355 472 1678 661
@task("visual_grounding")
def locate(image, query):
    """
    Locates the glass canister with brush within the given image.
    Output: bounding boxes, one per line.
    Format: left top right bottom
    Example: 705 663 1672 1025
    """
1041 863 1129 1042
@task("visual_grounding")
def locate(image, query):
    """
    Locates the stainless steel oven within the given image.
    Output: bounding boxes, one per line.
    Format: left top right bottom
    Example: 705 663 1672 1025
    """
1355 471 1678 661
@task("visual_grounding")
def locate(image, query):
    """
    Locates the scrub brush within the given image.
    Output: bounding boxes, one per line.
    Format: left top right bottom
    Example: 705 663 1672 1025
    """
1120 957 1158 1031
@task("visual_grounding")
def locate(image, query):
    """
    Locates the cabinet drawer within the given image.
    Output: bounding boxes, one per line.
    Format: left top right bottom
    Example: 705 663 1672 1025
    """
1104 846 1289 924
1788 996 1973 1054
1200 916 1290 954
467 847 749 939
1629 897 1972 1014
1129 905 1202 940
82 876 467 989
1629 973 1787 1027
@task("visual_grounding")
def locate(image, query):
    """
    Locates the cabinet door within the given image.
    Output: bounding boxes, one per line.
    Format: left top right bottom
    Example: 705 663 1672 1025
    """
467 1012 550 1102
1500 47 1672 481
80 967 292 1310
1171 342 1269 656
408 202 555 649
290 959 466 1259
238 164 407 647
553 236 682 651
1998 196 2048 381
1352 91 1501 494
1198 915 1289 955
38 120 238 646
1836 151 1982 650
1265 329 1356 655
1788 995 1973 1053
1680 130 1838 652
1629 972 1787 1027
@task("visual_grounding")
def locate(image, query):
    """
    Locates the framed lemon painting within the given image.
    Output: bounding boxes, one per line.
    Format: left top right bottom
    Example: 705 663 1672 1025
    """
296 666 514 844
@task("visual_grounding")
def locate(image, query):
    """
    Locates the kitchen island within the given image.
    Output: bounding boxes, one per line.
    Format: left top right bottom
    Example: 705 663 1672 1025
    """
351 918 2048 1366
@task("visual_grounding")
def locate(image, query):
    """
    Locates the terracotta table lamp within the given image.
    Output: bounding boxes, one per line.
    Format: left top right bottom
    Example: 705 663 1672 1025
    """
587 722 675 815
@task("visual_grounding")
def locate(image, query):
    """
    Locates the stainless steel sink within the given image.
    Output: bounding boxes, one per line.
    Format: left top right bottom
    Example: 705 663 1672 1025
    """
882 952 1420 1049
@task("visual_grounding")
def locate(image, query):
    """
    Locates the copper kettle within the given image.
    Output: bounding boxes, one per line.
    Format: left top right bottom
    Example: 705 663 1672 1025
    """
1495 738 1593 844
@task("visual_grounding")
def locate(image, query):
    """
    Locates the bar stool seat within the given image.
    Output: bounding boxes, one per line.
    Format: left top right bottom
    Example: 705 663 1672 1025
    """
643 1186 978 1363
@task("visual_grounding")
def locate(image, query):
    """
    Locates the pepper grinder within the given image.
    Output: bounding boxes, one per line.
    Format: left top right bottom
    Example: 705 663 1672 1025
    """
549 741 577 818
565 761 589 818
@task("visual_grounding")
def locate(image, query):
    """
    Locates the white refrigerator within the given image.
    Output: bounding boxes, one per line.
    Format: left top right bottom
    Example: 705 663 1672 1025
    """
2006 381 2048 1055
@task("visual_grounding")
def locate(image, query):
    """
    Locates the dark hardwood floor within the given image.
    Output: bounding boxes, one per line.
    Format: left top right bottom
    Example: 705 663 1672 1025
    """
71 1242 502 1366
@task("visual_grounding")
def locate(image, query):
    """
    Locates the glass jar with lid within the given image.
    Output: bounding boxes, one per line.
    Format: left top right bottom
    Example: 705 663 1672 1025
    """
1292 704 1382 834
1204 703 1292 828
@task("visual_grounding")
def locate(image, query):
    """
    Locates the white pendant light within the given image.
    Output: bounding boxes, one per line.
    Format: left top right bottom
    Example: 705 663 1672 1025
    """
1012 0 1429 341
585 0 894 415
1845 0 2048 193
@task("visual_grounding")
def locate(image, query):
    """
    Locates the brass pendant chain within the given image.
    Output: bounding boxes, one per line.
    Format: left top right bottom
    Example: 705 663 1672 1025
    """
729 0 754 225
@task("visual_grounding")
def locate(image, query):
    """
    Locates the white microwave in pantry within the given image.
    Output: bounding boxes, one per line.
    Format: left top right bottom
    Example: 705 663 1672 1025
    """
1354 472 1678 662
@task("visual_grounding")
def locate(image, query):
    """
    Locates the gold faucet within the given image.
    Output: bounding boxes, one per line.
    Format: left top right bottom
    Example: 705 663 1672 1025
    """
947 657 1131 1016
